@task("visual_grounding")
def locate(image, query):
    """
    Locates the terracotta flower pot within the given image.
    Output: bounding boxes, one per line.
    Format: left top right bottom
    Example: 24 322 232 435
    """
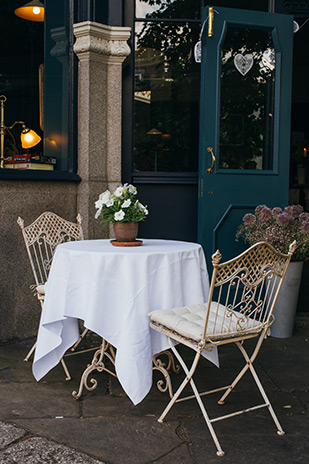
113 222 138 242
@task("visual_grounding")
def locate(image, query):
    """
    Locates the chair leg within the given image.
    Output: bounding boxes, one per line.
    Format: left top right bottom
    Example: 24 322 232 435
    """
24 340 71 381
218 332 265 405
70 328 89 352
217 358 250 405
236 342 285 435
158 341 225 457
158 373 190 423
24 341 37 362
38 297 72 381
24 296 43 361
60 358 71 381
189 376 225 457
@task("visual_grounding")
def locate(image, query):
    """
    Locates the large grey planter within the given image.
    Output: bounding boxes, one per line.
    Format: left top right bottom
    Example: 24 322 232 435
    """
270 261 304 338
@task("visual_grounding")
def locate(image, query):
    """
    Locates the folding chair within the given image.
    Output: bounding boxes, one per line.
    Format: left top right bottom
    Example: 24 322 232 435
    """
148 240 296 456
17 211 89 380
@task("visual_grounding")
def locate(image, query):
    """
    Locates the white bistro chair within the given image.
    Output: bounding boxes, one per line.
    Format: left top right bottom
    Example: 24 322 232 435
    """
17 211 89 380
148 240 296 456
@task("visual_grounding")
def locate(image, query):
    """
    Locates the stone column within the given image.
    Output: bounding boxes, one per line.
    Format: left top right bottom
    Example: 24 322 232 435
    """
73 22 131 239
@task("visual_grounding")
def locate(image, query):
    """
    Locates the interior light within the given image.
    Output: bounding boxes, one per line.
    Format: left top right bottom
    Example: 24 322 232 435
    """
21 127 42 149
0 95 42 168
146 128 163 135
15 1 44 22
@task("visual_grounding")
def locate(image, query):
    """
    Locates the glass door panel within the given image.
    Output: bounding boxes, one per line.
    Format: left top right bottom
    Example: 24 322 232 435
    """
219 26 275 170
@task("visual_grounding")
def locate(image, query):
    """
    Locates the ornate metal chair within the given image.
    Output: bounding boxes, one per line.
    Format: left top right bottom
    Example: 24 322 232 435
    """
148 240 296 457
17 211 89 380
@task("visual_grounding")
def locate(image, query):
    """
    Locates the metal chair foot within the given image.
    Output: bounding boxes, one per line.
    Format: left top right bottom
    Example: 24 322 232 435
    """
60 358 71 381
216 451 225 457
277 430 285 436
24 342 37 362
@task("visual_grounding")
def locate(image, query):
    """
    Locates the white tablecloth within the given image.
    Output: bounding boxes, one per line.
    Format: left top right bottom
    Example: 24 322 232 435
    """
32 239 218 404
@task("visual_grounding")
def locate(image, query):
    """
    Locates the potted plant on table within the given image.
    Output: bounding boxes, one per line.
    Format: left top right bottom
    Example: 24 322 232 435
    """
236 204 309 337
95 183 149 246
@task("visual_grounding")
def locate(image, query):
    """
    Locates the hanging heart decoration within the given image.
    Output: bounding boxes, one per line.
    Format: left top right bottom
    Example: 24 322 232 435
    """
194 40 202 63
234 53 254 76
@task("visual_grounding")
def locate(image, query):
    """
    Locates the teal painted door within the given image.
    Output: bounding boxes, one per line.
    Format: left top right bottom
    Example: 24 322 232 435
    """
198 6 293 264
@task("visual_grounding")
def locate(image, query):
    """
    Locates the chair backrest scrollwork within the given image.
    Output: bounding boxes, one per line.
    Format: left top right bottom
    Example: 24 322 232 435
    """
202 241 296 341
18 212 84 288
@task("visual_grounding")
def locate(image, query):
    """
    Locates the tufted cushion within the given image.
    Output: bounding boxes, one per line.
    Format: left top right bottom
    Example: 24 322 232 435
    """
148 302 262 342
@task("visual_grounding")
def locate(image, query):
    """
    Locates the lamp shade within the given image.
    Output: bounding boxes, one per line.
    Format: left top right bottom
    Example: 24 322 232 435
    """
146 128 163 135
15 0 44 22
21 128 41 149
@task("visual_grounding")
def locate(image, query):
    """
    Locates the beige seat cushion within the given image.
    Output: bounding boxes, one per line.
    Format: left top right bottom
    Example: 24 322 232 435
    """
148 302 262 342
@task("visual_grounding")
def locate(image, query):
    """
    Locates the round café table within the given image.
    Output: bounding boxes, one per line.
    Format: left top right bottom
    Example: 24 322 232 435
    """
32 239 218 405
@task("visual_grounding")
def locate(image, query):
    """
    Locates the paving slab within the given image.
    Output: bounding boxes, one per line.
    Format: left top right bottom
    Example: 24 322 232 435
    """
151 442 194 463
13 417 183 464
0 383 80 420
0 328 308 463
183 415 309 464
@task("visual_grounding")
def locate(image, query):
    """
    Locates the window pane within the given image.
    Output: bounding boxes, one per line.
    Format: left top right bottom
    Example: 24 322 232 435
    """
134 21 200 172
0 1 43 162
206 0 268 11
44 0 70 171
219 26 275 170
136 0 201 20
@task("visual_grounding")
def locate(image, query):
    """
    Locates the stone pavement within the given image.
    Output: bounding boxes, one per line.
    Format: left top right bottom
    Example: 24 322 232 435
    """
0 325 308 464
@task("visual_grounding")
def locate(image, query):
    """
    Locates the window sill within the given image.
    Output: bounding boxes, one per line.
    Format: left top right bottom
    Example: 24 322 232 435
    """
132 172 198 184
0 170 81 182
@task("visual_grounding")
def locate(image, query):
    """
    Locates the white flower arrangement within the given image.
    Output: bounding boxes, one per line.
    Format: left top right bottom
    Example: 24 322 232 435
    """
95 183 149 224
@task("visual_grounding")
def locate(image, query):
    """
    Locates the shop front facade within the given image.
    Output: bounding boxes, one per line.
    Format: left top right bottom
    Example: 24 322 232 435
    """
0 0 308 341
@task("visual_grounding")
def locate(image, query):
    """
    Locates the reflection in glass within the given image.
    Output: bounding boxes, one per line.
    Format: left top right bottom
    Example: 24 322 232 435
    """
134 21 200 172
44 0 70 170
219 26 275 170
203 0 268 11
135 0 201 20
0 0 43 158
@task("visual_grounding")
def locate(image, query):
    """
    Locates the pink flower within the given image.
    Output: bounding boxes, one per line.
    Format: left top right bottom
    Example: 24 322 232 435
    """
301 222 309 232
255 205 267 216
243 213 256 225
284 205 303 218
272 207 282 217
277 213 292 226
259 207 272 222
300 212 309 223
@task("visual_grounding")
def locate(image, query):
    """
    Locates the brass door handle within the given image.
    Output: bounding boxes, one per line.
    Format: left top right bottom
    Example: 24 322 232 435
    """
207 147 215 173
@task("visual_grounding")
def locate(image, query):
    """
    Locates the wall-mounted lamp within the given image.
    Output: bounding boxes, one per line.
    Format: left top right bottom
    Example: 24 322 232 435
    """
0 95 41 169
15 0 44 22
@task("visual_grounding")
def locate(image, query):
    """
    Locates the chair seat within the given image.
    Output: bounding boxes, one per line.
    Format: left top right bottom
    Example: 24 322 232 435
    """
148 302 262 342
36 284 45 296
